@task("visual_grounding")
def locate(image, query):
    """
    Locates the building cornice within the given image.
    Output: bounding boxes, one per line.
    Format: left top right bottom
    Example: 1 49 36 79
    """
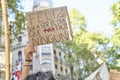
11 44 26 51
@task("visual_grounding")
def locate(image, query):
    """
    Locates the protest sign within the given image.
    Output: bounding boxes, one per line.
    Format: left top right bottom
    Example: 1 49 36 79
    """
26 6 72 46
110 69 120 80
0 52 12 71
0 52 6 71
85 63 109 80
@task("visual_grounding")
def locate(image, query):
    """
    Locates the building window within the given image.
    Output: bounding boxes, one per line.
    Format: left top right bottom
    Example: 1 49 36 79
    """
64 56 65 59
55 64 57 69
54 50 56 55
18 51 22 62
58 74 60 76
18 36 22 42
60 67 63 72
42 62 51 71
42 46 50 52
16 60 19 65
30 65 33 70
65 69 67 74
59 52 61 57
42 59 52 71
42 53 51 56
42 46 51 56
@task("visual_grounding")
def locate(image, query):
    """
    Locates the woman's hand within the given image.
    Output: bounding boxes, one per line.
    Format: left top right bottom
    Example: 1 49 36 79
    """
24 44 35 60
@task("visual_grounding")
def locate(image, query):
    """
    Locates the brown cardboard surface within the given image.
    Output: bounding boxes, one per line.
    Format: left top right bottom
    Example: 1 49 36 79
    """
26 6 72 46
110 69 120 80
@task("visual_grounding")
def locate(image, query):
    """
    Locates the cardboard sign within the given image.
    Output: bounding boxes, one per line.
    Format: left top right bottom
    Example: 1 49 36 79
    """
26 6 72 46
0 52 12 71
110 69 120 80
85 63 109 80
0 52 6 71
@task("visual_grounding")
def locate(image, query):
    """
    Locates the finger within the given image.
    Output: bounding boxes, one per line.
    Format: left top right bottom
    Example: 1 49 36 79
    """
29 52 34 59
32 49 35 53
29 45 35 50
29 44 34 47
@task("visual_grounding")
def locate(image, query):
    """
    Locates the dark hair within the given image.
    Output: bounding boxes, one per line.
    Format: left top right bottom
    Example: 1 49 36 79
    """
25 71 56 80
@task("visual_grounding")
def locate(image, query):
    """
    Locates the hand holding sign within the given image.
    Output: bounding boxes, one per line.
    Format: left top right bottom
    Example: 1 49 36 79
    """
24 44 35 60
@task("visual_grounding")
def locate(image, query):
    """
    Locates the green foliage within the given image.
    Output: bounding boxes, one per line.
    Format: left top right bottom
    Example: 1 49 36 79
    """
74 31 109 79
69 8 86 29
111 1 120 27
110 1 120 70
60 6 120 79
60 8 110 80
0 0 26 39
112 28 120 46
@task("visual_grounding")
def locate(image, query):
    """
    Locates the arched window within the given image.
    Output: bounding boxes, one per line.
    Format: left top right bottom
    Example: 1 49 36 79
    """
59 52 61 57
60 67 63 72
54 50 56 55
30 65 33 70
18 51 22 62
55 64 57 69
18 36 22 42
42 59 52 71
65 69 67 74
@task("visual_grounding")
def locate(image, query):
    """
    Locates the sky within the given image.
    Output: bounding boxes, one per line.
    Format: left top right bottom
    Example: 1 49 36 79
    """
22 0 120 36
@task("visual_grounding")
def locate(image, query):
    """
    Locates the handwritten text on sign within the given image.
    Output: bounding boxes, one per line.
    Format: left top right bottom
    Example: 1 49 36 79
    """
26 6 72 46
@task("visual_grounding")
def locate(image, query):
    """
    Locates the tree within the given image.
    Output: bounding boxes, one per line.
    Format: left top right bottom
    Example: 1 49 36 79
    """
58 8 103 80
70 8 86 29
111 1 120 46
60 8 113 80
62 2 120 80
110 1 120 70
8 0 26 37
111 1 120 27
0 0 26 48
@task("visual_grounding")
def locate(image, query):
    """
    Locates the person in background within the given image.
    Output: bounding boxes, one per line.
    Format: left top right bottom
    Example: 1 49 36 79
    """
22 44 55 80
